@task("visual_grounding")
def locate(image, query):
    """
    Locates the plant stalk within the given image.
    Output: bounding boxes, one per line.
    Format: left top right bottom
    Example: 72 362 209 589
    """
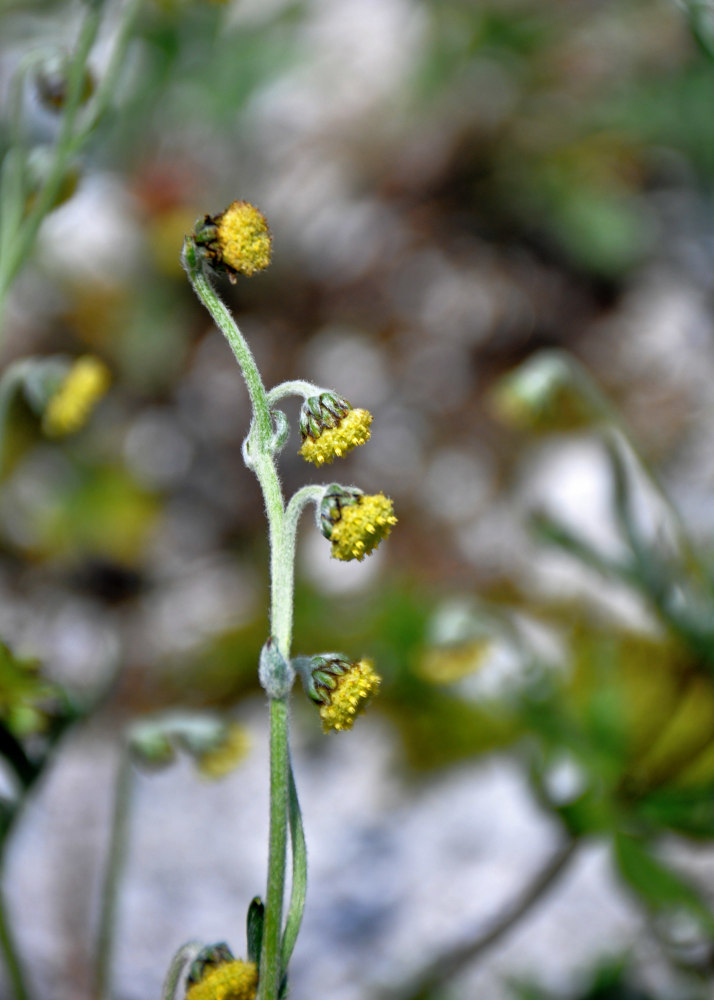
183 240 303 1000
94 745 135 1000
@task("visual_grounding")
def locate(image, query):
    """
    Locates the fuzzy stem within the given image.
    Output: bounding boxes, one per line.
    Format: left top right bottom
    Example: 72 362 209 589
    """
183 240 299 1000
261 698 290 1000
94 746 134 1000
183 238 272 446
266 380 324 406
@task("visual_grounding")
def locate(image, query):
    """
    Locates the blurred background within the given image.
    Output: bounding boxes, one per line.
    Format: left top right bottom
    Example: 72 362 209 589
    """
3 0 714 998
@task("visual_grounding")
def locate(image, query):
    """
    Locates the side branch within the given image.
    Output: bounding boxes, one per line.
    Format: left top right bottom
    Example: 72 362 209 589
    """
381 837 579 1000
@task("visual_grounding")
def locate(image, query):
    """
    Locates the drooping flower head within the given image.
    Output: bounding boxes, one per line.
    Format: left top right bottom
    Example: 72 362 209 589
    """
300 653 381 733
42 355 111 437
319 484 397 561
193 201 272 282
185 942 258 1000
298 392 373 466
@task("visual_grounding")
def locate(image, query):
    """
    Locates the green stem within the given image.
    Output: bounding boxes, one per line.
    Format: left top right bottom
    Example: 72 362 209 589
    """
160 941 203 1000
183 239 272 446
280 762 307 973
0 885 30 1000
266 380 323 406
183 240 300 1000
0 361 32 475
0 4 101 323
381 838 579 1000
261 699 290 1000
94 746 135 1000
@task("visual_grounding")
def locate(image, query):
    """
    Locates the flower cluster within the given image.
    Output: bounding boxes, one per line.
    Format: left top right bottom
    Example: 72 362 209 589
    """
319 484 397 562
299 654 382 733
194 201 272 281
298 392 373 466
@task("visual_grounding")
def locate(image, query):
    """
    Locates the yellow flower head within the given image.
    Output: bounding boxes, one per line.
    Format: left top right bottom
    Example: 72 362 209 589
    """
186 960 258 1000
196 723 250 780
320 488 397 561
42 355 111 437
303 654 381 732
194 201 272 281
299 406 373 466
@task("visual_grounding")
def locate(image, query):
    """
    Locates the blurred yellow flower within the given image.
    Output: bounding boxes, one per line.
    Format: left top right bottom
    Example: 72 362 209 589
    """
42 356 110 437
185 960 258 1000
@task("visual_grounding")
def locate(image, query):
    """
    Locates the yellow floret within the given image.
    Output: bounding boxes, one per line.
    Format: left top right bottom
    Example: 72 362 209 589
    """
299 408 373 465
215 201 272 276
186 961 258 1000
42 356 111 437
197 723 251 780
319 659 381 733
330 493 397 561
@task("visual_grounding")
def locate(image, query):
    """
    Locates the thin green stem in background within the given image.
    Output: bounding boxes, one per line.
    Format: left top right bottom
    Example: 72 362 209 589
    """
0 3 101 322
95 745 135 1000
0 0 142 335
0 886 30 1000
381 837 579 1000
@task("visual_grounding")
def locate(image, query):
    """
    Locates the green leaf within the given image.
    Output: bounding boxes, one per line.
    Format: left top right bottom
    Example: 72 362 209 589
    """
246 897 265 966
613 832 714 932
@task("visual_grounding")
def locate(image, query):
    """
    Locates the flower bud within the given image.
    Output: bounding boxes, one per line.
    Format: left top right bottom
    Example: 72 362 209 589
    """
489 351 599 432
298 653 381 732
186 943 235 988
195 723 251 780
128 712 249 778
298 392 372 466
319 484 397 561
35 54 95 112
193 201 272 282
25 146 80 212
258 637 293 699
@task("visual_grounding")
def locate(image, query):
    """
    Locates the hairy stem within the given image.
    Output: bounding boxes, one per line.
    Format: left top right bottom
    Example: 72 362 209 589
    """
266 380 323 406
183 240 301 1000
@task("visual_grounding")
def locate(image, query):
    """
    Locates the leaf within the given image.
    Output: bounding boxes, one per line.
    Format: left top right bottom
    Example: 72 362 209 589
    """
246 897 265 966
613 832 714 933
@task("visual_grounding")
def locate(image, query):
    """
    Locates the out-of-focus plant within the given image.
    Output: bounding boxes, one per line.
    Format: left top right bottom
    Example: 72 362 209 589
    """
0 0 143 333
159 201 396 1000
0 644 82 1000
380 351 714 1000
96 711 251 1000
